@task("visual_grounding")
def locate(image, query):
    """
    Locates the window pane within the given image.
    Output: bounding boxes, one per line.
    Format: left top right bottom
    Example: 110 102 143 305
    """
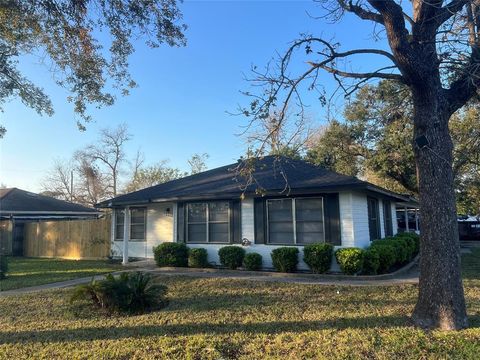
268 199 293 221
188 224 207 243
268 231 294 244
268 199 294 244
115 210 125 225
115 224 124 240
209 223 229 243
209 202 229 222
368 198 380 240
296 199 323 221
297 231 324 244
188 203 207 222
130 224 145 240
131 208 145 223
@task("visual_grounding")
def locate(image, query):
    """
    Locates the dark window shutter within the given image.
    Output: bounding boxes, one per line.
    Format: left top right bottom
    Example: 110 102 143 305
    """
254 198 266 244
231 200 242 244
383 200 393 237
177 202 185 243
324 193 341 246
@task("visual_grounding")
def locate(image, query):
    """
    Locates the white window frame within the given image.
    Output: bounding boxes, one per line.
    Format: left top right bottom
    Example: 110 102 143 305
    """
266 197 325 245
114 208 146 242
186 201 231 243
129 207 147 242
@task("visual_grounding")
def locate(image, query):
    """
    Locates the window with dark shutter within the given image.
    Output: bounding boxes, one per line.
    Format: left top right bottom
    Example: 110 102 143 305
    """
383 200 393 237
186 201 231 243
266 197 325 245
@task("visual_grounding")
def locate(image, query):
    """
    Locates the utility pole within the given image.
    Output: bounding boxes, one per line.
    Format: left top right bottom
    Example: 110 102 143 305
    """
70 170 74 202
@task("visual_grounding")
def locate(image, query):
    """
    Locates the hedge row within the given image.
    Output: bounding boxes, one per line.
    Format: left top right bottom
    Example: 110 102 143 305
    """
152 243 264 271
153 232 419 275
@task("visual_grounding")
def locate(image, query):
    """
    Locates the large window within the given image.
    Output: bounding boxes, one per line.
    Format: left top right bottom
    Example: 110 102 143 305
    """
267 198 324 245
383 200 393 237
367 197 380 241
114 208 146 242
186 201 230 243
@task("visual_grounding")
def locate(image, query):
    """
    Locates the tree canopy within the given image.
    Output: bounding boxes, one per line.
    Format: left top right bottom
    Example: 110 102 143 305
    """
0 0 185 136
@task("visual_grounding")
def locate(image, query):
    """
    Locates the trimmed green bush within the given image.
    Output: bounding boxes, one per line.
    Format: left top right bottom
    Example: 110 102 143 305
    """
335 248 364 275
188 248 208 268
243 252 263 271
153 243 188 267
303 243 333 274
70 272 168 314
0 255 8 280
396 232 420 254
362 248 380 275
271 247 299 273
218 246 245 270
370 243 396 273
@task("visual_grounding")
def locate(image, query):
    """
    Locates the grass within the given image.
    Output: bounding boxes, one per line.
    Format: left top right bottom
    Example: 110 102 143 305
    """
0 251 479 359
0 257 122 291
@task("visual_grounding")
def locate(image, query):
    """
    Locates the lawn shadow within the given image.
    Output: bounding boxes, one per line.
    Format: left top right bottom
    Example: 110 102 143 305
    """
0 315 410 345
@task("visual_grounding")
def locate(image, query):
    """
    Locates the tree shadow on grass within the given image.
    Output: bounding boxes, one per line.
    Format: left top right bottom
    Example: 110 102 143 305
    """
0 315 412 345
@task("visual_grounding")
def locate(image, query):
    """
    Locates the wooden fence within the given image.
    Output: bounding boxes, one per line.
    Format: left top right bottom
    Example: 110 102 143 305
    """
24 217 111 259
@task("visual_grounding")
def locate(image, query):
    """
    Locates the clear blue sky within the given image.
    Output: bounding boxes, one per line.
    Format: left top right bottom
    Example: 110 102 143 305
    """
0 0 387 192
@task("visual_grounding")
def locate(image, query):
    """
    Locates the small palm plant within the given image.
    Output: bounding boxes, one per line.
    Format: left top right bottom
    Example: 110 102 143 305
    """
70 272 168 314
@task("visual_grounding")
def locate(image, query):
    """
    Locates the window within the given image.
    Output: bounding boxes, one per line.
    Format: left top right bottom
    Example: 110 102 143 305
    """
267 198 324 245
115 209 125 240
114 208 146 242
186 201 230 243
383 200 393 237
130 208 146 241
367 197 380 241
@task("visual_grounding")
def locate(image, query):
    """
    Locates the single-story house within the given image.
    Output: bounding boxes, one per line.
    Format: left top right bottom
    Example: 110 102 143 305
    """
97 156 414 270
0 188 100 255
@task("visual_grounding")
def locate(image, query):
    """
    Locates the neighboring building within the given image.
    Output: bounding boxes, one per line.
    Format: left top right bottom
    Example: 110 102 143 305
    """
97 156 413 270
0 188 100 255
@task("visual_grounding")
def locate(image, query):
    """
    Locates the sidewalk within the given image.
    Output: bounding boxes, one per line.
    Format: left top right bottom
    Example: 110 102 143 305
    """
0 262 419 296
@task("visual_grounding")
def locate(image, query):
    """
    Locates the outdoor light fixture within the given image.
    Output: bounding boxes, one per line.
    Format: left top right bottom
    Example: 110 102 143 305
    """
242 238 251 246
164 207 172 217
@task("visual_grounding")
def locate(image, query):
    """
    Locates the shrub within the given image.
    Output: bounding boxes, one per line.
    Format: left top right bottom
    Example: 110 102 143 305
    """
243 252 263 271
335 248 364 275
153 243 188 267
0 255 8 280
218 246 245 270
188 248 209 268
303 243 333 274
70 272 168 314
271 247 299 273
370 243 396 273
362 248 380 275
396 232 420 254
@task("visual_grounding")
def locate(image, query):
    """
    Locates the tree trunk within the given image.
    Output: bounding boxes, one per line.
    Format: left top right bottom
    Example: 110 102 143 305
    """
411 89 468 330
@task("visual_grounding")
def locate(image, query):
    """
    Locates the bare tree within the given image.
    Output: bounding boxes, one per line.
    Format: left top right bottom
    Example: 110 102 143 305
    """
241 0 480 330
80 123 131 197
188 153 209 174
41 159 77 202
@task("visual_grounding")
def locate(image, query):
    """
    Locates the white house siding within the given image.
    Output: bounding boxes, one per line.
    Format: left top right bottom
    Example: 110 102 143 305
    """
241 197 255 243
113 203 174 259
351 192 371 249
339 192 355 247
378 198 385 239
391 202 398 235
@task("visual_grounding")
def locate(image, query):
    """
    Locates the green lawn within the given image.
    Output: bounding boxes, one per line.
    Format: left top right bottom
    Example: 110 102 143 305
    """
0 257 122 291
0 251 479 359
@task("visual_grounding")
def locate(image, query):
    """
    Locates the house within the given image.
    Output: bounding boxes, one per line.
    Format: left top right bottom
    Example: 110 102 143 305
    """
97 156 412 269
0 188 100 256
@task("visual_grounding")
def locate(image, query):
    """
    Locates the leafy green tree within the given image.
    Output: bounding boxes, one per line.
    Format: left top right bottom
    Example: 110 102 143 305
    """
0 0 186 135
125 161 187 193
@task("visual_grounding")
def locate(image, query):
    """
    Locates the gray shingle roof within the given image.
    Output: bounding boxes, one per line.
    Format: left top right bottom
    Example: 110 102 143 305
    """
0 188 100 216
98 156 409 207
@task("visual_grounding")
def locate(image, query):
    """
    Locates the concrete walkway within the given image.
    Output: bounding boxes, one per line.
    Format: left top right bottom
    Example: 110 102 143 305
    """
0 263 419 296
